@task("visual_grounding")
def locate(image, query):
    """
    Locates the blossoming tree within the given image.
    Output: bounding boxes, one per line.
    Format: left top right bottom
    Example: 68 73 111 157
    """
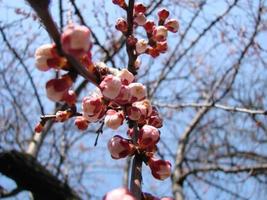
0 0 267 200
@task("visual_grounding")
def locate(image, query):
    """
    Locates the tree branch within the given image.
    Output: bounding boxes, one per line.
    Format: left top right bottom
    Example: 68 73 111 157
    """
0 150 81 200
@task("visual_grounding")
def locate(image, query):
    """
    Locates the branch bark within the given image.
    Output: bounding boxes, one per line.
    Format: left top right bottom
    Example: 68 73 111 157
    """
0 150 81 200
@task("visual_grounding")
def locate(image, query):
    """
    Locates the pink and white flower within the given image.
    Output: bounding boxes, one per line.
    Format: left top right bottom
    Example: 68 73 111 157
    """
100 75 122 100
148 157 172 180
35 44 65 71
82 95 106 122
134 13 147 26
108 135 135 159
115 18 128 33
128 83 146 102
138 125 160 149
104 109 124 130
114 85 131 105
45 76 72 102
158 8 169 21
153 26 168 42
61 24 91 57
147 107 163 128
127 106 142 121
75 116 89 131
134 3 146 14
165 19 179 33
117 69 135 85
136 39 148 54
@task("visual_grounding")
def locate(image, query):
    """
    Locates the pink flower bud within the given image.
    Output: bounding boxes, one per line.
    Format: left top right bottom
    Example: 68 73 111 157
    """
134 99 153 116
127 106 141 121
147 107 163 128
82 95 107 122
62 90 76 105
75 116 89 131
61 24 91 57
103 188 136 200
128 99 152 122
138 125 160 149
134 3 146 14
148 157 172 180
158 8 169 21
147 115 163 128
134 13 147 26
114 85 131 105
108 135 135 159
115 18 128 33
136 39 148 54
144 20 155 33
117 69 135 85
55 111 70 122
45 76 72 102
165 19 179 33
128 83 146 102
161 198 174 200
104 109 124 130
147 47 160 58
100 75 122 100
153 26 168 42
82 96 104 116
83 109 106 123
156 41 168 53
35 44 66 71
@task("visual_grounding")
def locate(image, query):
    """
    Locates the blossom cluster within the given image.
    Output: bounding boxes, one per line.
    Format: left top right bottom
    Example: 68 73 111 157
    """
34 23 93 105
33 0 179 198
76 66 171 180
114 1 179 58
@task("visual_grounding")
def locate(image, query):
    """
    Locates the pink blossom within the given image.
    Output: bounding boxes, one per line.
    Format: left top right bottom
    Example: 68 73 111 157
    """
100 75 122 100
107 135 135 159
147 107 163 128
158 8 169 21
136 39 148 54
134 3 146 14
127 99 152 123
35 44 65 71
148 157 172 180
144 20 155 33
82 96 104 116
165 19 179 33
45 76 72 102
61 24 91 57
138 125 160 149
127 106 141 121
153 26 168 42
115 18 128 33
62 90 77 105
117 69 135 85
114 85 131 105
75 116 89 131
128 83 146 102
104 109 124 130
134 13 146 26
